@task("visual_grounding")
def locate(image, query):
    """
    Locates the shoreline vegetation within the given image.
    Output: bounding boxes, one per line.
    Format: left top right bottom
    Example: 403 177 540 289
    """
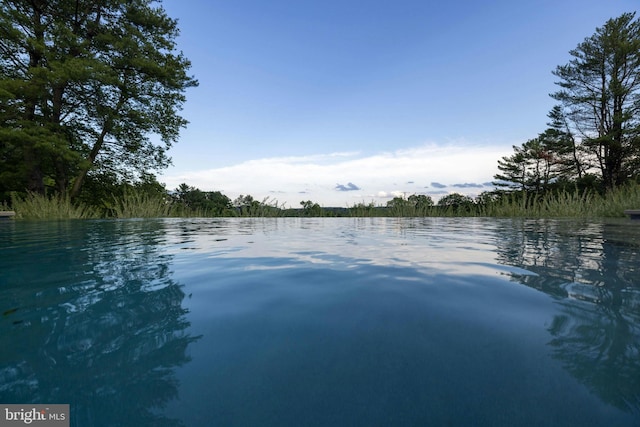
2 8 639 220
3 183 639 220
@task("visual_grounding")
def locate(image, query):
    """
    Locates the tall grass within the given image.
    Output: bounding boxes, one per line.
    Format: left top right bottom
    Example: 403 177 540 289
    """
348 202 378 217
477 184 640 218
385 204 435 217
8 184 640 220
343 185 640 218
233 197 286 217
109 189 175 218
596 184 640 217
11 192 99 220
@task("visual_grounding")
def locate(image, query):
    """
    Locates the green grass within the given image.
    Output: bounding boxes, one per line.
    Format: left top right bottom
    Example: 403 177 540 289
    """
385 205 433 217
11 192 99 220
233 197 286 217
348 202 378 217
478 185 640 218
109 189 175 218
596 184 640 217
343 185 640 218
8 184 640 220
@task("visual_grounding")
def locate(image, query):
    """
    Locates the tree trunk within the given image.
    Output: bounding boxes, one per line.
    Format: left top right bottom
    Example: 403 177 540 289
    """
70 90 125 199
69 127 109 199
22 3 46 194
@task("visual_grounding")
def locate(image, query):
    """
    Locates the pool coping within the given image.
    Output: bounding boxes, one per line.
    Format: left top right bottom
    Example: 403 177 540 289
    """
624 209 640 220
0 211 16 219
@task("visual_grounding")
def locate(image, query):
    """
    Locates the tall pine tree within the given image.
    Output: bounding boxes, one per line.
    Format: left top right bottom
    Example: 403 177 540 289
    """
0 0 197 199
552 12 640 190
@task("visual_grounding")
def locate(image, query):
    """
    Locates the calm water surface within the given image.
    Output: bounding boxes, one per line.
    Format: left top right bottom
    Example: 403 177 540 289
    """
1 218 639 426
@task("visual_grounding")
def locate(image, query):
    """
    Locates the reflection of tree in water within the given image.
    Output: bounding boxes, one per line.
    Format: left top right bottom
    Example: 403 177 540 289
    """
0 220 199 427
492 219 640 414
548 299 640 412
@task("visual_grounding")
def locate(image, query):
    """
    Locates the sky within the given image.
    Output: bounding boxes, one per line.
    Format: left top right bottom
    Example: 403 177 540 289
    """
158 0 638 207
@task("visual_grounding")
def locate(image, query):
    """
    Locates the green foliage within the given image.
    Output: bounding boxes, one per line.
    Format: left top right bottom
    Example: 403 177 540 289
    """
595 183 640 217
11 192 98 220
7 184 640 220
232 195 284 217
437 193 474 207
476 184 640 218
0 0 197 198
300 200 323 216
475 191 501 206
74 172 170 216
551 12 640 190
409 194 434 209
12 173 176 219
437 193 475 214
386 194 435 216
110 189 174 219
348 201 378 217
494 130 578 195
494 146 528 192
173 183 232 216
496 13 640 199
75 171 125 212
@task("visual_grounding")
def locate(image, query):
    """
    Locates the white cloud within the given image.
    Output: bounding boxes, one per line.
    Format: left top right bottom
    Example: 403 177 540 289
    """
160 142 513 207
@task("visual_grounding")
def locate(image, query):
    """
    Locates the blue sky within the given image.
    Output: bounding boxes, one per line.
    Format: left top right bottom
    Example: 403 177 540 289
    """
159 0 637 207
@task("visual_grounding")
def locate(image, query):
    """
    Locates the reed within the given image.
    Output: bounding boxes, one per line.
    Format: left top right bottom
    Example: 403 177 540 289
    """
540 190 594 217
256 197 286 217
476 185 640 218
348 202 378 217
174 206 215 218
11 192 99 219
386 204 439 217
110 189 175 218
234 197 286 217
8 183 639 220
597 184 640 217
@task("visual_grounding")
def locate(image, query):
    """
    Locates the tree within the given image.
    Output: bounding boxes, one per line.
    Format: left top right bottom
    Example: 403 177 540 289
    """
552 12 640 190
520 134 573 194
437 193 474 211
407 194 434 209
386 194 433 216
233 194 262 216
386 194 433 209
386 196 409 209
174 183 231 215
546 105 586 180
494 128 589 195
0 0 197 198
300 200 322 216
475 190 501 206
494 145 529 192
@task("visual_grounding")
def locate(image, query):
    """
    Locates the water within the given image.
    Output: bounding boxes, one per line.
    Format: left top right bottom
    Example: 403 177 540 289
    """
1 217 639 426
